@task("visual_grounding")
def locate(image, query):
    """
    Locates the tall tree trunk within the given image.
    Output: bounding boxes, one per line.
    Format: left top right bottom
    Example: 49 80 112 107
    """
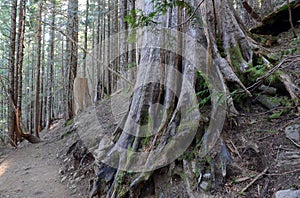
106 0 111 95
66 0 79 120
46 0 56 129
101 2 106 99
40 11 46 129
83 0 89 78
8 0 18 146
25 44 31 132
35 0 43 138
61 36 66 119
15 0 26 142
16 0 26 110
119 0 128 89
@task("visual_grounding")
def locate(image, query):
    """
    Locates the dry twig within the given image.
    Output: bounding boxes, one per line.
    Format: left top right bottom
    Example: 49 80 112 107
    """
241 167 268 193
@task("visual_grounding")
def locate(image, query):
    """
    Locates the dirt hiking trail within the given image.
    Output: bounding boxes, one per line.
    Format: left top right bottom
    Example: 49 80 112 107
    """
0 124 72 198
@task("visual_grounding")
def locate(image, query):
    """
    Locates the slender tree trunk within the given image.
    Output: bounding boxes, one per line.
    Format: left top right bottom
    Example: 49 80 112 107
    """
106 0 111 95
66 0 79 120
25 44 31 132
8 0 18 146
14 0 26 142
35 0 43 138
61 36 66 119
286 0 297 37
16 0 26 110
128 0 136 82
40 11 46 129
113 0 119 91
101 2 106 98
30 44 35 134
46 0 56 129
83 0 89 78
119 0 128 89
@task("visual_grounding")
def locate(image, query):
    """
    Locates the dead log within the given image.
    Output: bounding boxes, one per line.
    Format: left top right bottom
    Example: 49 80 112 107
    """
250 0 300 35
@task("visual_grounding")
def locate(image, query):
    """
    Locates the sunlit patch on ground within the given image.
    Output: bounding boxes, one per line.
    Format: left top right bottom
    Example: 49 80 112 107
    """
0 161 9 177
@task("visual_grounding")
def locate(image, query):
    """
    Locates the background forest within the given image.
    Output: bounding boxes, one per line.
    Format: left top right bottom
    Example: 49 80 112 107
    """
0 0 300 197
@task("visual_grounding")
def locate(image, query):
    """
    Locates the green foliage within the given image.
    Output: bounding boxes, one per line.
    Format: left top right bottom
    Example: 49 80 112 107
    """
65 118 73 126
245 64 282 85
269 111 283 119
124 9 158 28
124 0 199 29
127 62 137 69
228 45 244 72
268 96 293 119
196 71 211 109
281 47 298 56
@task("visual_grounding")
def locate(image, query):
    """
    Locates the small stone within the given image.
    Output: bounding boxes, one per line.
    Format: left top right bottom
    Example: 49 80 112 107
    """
72 188 77 194
68 165 75 171
75 177 80 182
199 181 210 191
203 173 211 179
275 189 300 198
58 169 64 175
73 172 78 179
285 124 300 143
23 167 31 171
61 176 67 183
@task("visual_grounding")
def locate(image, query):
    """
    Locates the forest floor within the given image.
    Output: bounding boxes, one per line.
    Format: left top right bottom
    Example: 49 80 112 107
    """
0 121 73 198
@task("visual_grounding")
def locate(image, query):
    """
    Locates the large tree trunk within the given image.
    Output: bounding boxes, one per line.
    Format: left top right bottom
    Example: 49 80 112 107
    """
91 0 261 197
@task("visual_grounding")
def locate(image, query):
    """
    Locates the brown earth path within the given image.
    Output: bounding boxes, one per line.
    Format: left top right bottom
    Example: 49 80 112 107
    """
0 127 72 198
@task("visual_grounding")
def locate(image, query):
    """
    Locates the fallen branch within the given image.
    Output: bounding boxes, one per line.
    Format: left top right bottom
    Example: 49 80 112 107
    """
279 116 300 131
243 56 300 105
267 168 300 176
240 167 269 193
234 175 256 183
279 73 300 113
286 136 300 148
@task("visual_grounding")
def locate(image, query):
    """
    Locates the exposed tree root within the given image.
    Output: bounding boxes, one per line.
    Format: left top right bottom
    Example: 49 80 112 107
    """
0 75 42 145
279 73 300 113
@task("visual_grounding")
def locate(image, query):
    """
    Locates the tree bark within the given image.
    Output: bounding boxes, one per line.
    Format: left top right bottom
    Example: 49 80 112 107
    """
66 0 79 120
8 0 18 146
35 0 43 138
46 0 56 129
91 0 256 196
83 0 89 78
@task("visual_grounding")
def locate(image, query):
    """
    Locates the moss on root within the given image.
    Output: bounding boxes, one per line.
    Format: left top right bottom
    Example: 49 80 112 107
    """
245 64 282 85
228 45 245 72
